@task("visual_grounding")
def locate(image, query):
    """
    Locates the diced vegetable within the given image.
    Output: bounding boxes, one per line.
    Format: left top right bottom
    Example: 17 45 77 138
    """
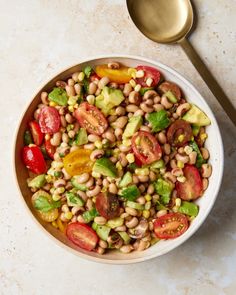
120 185 140 201
119 171 133 188
96 225 111 241
83 66 93 78
28 174 46 189
192 125 200 136
71 176 88 191
189 141 206 168
178 201 199 217
139 87 154 96
150 159 165 169
126 201 144 210
165 90 177 103
34 195 61 212
74 128 88 146
106 217 124 229
92 157 117 178
118 232 131 244
182 104 211 126
154 178 173 204
82 208 99 223
66 192 85 207
123 115 143 138
147 110 170 132
48 88 68 106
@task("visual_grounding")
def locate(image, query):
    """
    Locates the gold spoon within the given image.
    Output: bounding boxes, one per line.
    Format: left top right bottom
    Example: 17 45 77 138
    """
127 0 236 126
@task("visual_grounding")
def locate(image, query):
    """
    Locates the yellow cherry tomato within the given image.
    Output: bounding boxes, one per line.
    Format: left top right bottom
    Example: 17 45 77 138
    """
63 149 93 176
32 190 59 222
95 64 132 83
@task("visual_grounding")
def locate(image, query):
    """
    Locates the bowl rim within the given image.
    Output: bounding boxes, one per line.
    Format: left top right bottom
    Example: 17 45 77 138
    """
13 54 224 264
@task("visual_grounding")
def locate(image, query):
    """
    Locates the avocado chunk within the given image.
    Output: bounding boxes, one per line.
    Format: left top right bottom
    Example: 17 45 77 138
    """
92 157 117 178
82 208 98 223
119 171 132 188
66 192 85 207
95 86 125 115
118 232 131 244
182 104 211 126
126 200 144 210
74 128 88 146
96 224 111 241
123 115 143 138
71 176 88 191
28 174 46 189
48 87 68 106
106 217 124 229
165 90 177 103
178 201 199 217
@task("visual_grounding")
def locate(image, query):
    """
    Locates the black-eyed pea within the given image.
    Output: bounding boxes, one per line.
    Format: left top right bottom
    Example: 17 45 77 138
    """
200 147 210 160
189 151 197 164
202 178 209 190
201 164 212 178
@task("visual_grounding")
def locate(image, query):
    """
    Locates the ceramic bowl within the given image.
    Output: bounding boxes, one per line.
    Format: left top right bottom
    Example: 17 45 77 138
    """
14 55 224 264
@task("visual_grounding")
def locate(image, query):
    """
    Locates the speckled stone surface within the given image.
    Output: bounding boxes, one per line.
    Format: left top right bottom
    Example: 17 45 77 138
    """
1 0 236 294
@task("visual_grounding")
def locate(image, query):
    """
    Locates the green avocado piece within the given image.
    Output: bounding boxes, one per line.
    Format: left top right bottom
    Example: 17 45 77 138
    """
71 176 88 191
123 115 143 138
165 90 177 103
118 232 131 244
66 192 85 207
92 157 117 178
106 217 124 229
28 174 46 189
178 201 199 217
95 86 125 115
48 87 68 106
74 128 88 146
82 208 98 223
119 171 133 188
96 225 111 241
126 200 144 210
182 104 211 126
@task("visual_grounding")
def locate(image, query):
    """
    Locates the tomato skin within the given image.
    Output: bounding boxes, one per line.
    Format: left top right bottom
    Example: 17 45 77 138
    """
39 106 60 134
95 65 132 83
63 149 93 176
66 222 98 251
158 81 181 100
74 102 108 135
167 119 192 147
29 121 44 146
176 165 203 201
131 131 162 165
154 213 188 239
44 137 56 159
22 146 47 174
95 193 120 220
135 66 161 87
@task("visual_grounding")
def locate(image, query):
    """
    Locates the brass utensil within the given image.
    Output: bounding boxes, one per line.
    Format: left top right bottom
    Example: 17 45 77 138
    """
127 0 236 126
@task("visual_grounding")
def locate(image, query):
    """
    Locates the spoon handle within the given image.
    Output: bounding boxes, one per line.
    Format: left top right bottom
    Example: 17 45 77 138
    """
179 37 236 126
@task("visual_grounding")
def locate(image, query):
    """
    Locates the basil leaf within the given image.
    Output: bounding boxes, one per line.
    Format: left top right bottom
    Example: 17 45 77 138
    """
83 66 93 78
147 110 170 132
154 179 173 204
34 196 61 212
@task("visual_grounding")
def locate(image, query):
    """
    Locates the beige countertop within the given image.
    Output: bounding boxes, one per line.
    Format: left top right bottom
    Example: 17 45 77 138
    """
0 0 236 294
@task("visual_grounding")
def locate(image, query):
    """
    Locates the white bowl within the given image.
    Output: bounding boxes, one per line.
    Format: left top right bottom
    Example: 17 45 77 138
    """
14 55 224 264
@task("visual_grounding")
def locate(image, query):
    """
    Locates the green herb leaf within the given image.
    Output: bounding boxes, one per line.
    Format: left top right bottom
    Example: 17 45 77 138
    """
139 87 154 96
48 87 68 106
82 208 98 223
147 110 170 132
83 66 93 78
66 192 85 206
154 179 173 204
83 79 89 94
119 185 140 201
34 196 61 212
189 141 206 168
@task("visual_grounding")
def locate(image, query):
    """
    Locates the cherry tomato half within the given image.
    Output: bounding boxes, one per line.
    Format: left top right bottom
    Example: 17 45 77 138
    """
135 66 161 87
44 136 56 159
131 131 162 165
154 213 189 239
66 222 98 251
95 193 120 220
167 119 192 147
158 81 181 101
39 106 60 134
176 165 203 201
95 64 132 83
22 145 47 174
63 149 93 176
29 121 44 146
74 102 108 135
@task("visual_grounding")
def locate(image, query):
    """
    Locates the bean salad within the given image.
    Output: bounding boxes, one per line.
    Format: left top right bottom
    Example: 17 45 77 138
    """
22 62 212 254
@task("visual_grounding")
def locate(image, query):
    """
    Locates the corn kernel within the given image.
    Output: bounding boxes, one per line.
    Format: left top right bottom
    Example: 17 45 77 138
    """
116 161 122 171
134 84 141 92
52 221 58 228
49 101 57 107
46 175 53 183
136 70 145 78
64 211 73 220
92 197 96 203
177 160 184 169
56 187 65 194
74 103 79 109
94 140 103 149
50 187 55 194
129 79 136 88
122 139 132 147
78 72 85 82
145 194 152 202
200 133 208 141
184 145 193 155
68 105 74 112
143 210 150 219
146 77 153 87
52 161 63 169
128 68 137 78
177 176 186 183
145 201 152 210
175 198 181 207
126 153 135 163
52 194 61 201
172 206 179 213
92 171 101 178
45 134 50 140
86 94 95 105
135 168 149 176
68 96 78 106
178 134 185 142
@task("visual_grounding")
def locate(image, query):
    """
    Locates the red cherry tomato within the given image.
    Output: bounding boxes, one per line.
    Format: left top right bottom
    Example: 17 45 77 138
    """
95 193 120 220
39 106 60 134
131 131 162 165
22 146 47 174
29 121 44 146
135 66 161 87
158 81 181 100
176 165 203 201
74 102 108 135
167 120 192 147
90 73 100 82
66 222 98 251
44 137 56 159
154 213 189 239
